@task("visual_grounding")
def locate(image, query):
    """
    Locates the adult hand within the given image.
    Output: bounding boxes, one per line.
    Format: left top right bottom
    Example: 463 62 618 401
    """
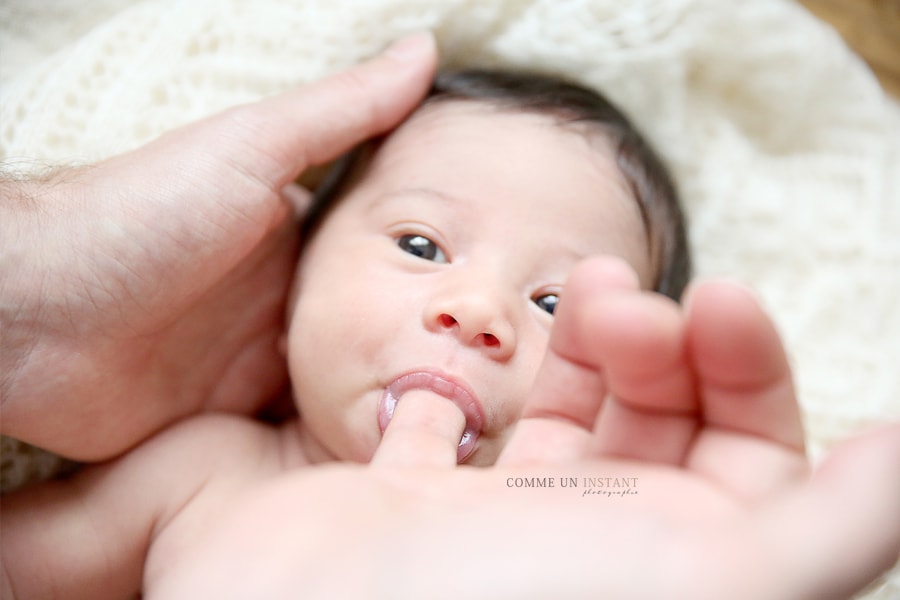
149 257 900 599
152 430 900 600
0 32 438 461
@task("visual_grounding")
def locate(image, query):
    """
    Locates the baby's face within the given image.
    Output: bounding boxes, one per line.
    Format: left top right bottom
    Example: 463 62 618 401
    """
288 101 652 465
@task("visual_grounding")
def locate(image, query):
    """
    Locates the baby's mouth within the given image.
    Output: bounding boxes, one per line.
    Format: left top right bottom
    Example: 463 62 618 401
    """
378 370 484 463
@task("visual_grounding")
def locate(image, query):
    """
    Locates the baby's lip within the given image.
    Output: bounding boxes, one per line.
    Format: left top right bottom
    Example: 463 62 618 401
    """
378 369 485 463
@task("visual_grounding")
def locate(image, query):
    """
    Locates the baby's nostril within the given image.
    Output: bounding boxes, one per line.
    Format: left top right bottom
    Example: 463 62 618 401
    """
439 313 457 328
482 333 499 347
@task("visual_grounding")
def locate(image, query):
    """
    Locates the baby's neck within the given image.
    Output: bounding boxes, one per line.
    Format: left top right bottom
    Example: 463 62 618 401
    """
280 419 341 466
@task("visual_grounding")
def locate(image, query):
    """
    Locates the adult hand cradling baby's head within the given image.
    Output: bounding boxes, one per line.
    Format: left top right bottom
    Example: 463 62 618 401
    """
0 32 438 461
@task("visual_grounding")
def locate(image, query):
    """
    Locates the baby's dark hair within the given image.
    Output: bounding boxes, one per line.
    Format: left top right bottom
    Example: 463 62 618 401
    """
305 69 690 300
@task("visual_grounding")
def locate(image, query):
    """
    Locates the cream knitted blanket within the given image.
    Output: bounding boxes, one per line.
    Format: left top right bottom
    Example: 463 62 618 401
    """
1 0 898 596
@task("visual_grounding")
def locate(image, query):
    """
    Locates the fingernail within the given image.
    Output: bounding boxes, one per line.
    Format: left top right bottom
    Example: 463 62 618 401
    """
384 30 436 62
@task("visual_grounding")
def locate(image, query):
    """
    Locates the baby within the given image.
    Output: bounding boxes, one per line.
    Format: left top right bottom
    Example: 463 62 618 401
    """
1 69 689 597
290 69 690 466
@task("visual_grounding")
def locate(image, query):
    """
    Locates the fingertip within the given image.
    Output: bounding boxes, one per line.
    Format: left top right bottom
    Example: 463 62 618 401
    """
383 30 438 65
579 254 641 286
560 255 640 310
230 31 438 189
686 277 782 367
683 277 760 317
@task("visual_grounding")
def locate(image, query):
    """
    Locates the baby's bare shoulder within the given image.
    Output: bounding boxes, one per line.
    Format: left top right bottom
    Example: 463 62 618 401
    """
142 415 304 582
134 413 292 480
0 414 295 599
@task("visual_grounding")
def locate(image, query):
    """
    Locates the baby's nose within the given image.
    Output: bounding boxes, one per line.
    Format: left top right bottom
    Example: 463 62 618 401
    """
425 287 517 361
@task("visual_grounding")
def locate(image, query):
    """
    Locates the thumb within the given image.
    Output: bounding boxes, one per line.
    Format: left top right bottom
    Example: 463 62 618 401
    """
199 30 438 190
85 31 436 308
760 424 900 599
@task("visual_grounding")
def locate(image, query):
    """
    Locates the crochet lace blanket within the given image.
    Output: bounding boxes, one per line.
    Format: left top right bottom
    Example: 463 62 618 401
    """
1 1 898 596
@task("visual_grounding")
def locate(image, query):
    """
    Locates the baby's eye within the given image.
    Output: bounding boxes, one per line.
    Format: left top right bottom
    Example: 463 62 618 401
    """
396 234 447 263
533 293 559 316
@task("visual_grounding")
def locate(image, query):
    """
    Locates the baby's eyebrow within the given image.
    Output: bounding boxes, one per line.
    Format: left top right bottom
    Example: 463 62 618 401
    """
382 187 459 204
367 187 472 216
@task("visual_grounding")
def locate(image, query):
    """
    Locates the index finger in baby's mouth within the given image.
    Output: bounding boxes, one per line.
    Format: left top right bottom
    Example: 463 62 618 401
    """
370 390 466 468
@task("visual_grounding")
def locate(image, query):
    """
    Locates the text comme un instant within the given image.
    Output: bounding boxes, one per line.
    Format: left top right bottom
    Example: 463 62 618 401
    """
506 476 639 497
506 477 638 488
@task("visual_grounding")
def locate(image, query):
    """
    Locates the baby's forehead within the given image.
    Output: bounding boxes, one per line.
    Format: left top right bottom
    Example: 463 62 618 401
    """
381 99 618 163
354 100 628 211
401 98 601 132
358 100 637 222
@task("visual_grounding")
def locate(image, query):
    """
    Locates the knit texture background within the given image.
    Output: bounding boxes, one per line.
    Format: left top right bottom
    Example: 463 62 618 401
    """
1 1 898 596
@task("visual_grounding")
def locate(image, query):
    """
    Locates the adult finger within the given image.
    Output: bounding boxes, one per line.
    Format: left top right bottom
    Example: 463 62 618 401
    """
686 280 804 452
681 280 808 500
498 256 639 466
370 390 466 468
587 291 699 465
201 31 438 190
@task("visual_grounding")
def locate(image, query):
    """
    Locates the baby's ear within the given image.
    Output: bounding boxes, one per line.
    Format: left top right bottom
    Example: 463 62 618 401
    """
295 161 336 191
